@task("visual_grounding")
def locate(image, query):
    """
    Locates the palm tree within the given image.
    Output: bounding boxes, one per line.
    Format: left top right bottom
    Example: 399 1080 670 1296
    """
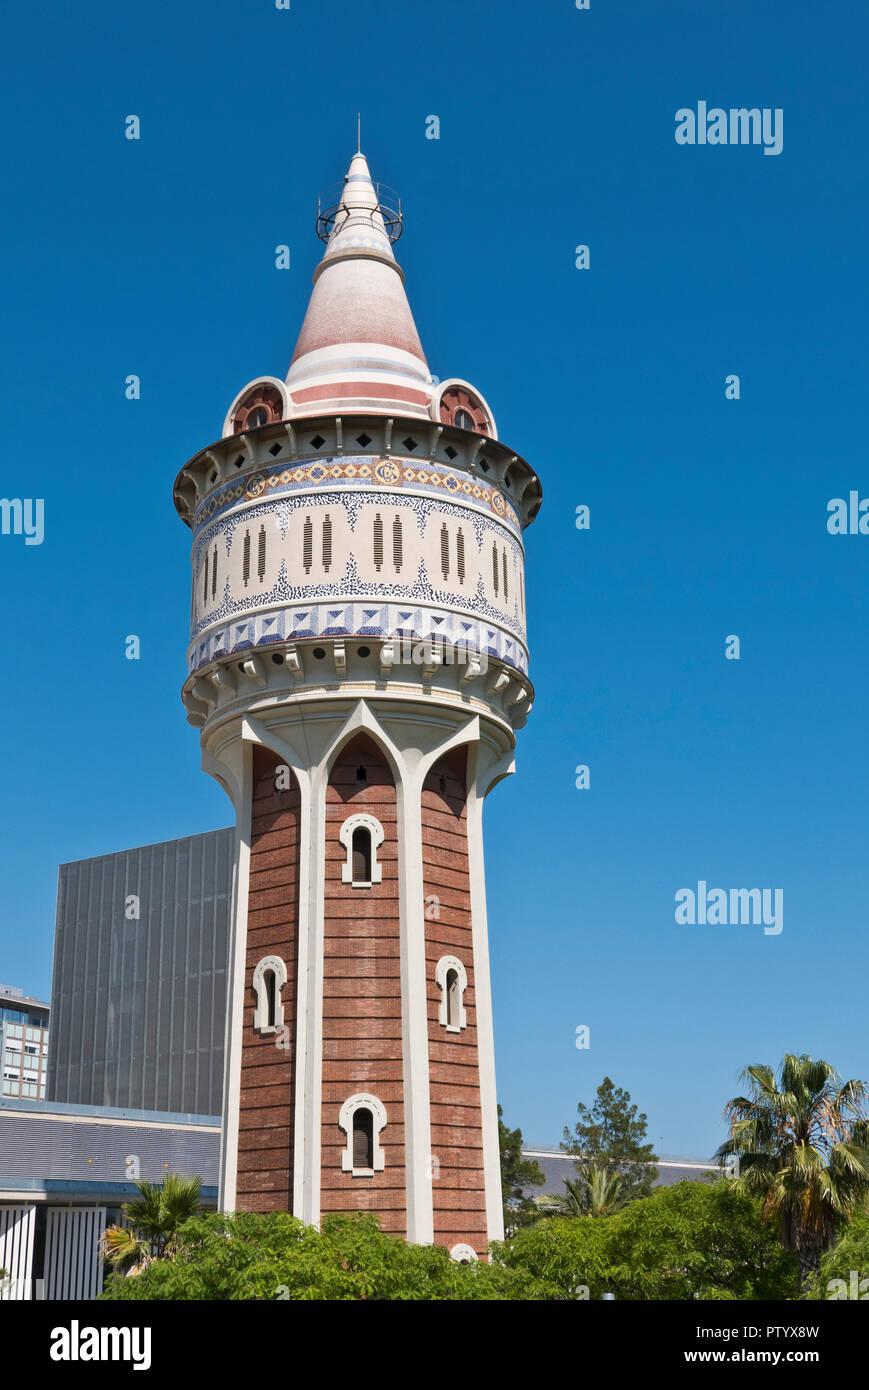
716 1053 869 1291
537 1165 627 1219
101 1173 203 1275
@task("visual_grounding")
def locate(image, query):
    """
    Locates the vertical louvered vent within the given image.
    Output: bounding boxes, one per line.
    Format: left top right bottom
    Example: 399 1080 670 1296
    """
352 1109 374 1169
492 543 499 596
257 525 266 583
440 523 449 581
303 516 313 574
373 513 383 572
457 528 465 584
242 531 251 587
322 514 332 573
393 516 403 573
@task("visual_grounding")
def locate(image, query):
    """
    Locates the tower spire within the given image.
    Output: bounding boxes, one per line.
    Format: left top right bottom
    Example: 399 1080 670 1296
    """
285 148 434 419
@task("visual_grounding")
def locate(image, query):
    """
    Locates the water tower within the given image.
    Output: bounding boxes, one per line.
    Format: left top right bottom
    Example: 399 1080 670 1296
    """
173 149 542 1255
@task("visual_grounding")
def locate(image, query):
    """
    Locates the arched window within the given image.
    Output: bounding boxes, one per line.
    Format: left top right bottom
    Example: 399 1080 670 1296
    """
454 409 475 431
339 813 384 888
352 826 371 883
449 1243 478 1264
435 955 468 1033
252 955 288 1035
339 1093 387 1176
231 383 284 435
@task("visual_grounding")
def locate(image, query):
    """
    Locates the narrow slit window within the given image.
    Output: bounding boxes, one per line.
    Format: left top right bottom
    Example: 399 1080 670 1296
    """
393 515 403 573
322 513 332 573
502 548 508 599
492 543 499 596
440 523 450 581
340 1094 387 1174
456 528 465 584
257 524 266 582
252 955 287 1035
352 826 372 883
446 969 459 1028
264 969 277 1030
211 546 218 599
303 516 313 574
340 813 384 888
202 556 208 606
352 1108 374 1170
373 513 383 572
436 956 468 1032
242 530 251 587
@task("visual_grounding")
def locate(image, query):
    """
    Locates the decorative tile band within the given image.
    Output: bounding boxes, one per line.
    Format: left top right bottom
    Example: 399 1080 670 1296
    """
187 601 529 677
193 454 520 536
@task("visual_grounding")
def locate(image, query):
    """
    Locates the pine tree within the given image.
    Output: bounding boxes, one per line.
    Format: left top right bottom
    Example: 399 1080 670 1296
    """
561 1077 658 1202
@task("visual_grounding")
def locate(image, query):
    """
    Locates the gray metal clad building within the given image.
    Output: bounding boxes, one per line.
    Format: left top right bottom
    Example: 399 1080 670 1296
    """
48 829 234 1116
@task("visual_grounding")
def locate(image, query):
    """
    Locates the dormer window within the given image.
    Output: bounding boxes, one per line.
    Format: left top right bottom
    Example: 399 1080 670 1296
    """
232 383 283 434
438 383 491 436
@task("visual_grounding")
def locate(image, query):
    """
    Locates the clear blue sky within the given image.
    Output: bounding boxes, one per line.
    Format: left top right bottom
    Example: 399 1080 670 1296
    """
1 0 867 1158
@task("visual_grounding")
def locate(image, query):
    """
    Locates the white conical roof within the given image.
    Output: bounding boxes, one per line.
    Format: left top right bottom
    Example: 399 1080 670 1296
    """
286 151 434 419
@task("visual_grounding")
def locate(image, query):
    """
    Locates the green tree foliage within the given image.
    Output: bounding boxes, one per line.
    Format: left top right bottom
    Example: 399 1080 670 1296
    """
100 1211 545 1301
498 1104 545 1232
496 1179 798 1301
715 1053 869 1290
101 1174 204 1274
537 1165 627 1219
805 1213 869 1300
561 1077 658 1201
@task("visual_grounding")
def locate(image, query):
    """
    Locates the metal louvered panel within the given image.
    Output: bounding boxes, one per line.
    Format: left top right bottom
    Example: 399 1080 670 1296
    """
0 1205 35 1299
44 1207 105 1300
0 1111 220 1186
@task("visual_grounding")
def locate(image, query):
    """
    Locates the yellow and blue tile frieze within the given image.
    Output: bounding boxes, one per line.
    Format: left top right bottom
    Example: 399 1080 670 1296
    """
193 454 519 535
